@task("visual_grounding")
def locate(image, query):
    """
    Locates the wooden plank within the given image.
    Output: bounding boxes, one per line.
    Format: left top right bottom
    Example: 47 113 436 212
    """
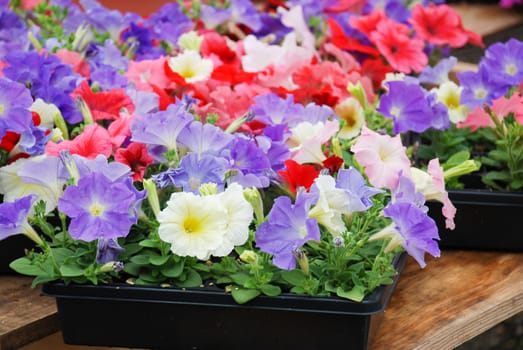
450 4 523 37
372 251 523 350
0 276 59 350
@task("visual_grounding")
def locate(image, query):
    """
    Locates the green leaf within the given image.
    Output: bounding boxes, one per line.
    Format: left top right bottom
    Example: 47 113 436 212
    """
31 274 59 288
139 239 162 248
60 263 85 277
231 287 261 304
9 257 46 276
260 284 281 297
160 260 184 278
280 269 307 286
149 255 170 266
229 272 250 286
123 262 141 276
176 269 202 288
130 254 154 265
51 247 76 265
337 285 366 302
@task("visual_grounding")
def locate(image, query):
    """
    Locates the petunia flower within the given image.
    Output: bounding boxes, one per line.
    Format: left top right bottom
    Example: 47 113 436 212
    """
58 172 142 242
335 97 365 139
277 159 320 194
370 201 440 268
166 50 214 84
434 81 469 124
96 238 125 264
0 78 34 138
165 153 228 193
255 190 320 270
45 123 113 159
410 159 456 230
418 56 457 86
157 191 229 260
114 142 154 181
351 126 411 190
481 38 523 87
287 120 340 164
0 195 42 245
370 17 428 74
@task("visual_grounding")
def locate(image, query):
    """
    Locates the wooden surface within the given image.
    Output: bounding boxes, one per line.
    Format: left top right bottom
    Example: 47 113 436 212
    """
0 276 59 350
372 251 523 350
451 4 523 37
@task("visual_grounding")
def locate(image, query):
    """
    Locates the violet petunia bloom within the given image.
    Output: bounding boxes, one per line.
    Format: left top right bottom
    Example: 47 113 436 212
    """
418 57 457 85
382 202 440 268
425 91 451 131
255 191 320 270
301 103 337 125
16 122 51 156
0 195 37 242
58 172 142 242
481 38 523 87
121 22 165 60
0 78 34 139
130 102 194 162
257 124 291 173
165 153 228 193
392 173 427 212
378 80 436 134
96 238 125 264
0 7 29 57
199 4 232 29
177 121 234 158
457 66 508 109
335 167 383 212
252 93 304 126
145 2 193 46
221 136 272 188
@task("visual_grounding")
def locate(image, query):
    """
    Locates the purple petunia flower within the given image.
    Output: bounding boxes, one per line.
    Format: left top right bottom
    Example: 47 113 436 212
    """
130 102 194 162
419 57 457 85
0 195 37 241
3 51 82 124
121 22 164 60
481 38 523 87
378 81 435 134
96 238 125 264
383 202 440 268
457 66 508 109
145 2 193 46
301 103 337 125
392 174 427 211
335 167 383 211
255 191 320 270
0 8 29 57
0 78 34 139
177 121 234 158
221 136 272 188
252 93 304 125
257 124 291 173
165 153 228 193
58 172 142 242
16 122 51 156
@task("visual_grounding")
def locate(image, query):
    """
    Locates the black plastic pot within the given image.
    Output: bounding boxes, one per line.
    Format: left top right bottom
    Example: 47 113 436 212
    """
41 253 407 350
0 235 34 274
427 189 523 251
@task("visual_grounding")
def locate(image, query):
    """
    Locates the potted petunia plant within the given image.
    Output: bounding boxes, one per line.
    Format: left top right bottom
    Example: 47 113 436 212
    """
0 0 481 349
375 39 523 251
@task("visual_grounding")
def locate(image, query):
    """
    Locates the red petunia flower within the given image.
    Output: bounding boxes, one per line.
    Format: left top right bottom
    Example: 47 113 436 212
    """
114 142 154 181
322 155 344 175
278 159 320 194
370 18 428 74
327 18 380 57
72 81 135 121
410 4 484 48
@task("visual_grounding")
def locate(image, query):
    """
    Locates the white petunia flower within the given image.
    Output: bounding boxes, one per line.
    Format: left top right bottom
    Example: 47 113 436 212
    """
434 81 469 123
335 97 365 140
158 191 228 260
308 175 348 236
167 50 213 83
210 183 253 256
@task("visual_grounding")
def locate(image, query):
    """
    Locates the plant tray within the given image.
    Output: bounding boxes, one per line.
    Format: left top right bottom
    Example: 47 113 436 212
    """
41 253 407 350
427 189 523 251
0 235 34 275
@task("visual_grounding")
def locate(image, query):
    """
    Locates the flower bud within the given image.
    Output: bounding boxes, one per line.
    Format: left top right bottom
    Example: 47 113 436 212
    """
177 31 204 52
243 187 264 225
443 160 481 181
199 183 218 196
143 179 160 219
292 248 309 276
239 250 258 264
59 150 80 185
347 81 368 109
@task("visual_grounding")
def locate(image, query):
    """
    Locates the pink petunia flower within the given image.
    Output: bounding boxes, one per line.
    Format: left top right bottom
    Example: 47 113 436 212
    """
45 124 113 159
458 93 523 130
370 18 428 74
125 56 175 92
351 126 411 189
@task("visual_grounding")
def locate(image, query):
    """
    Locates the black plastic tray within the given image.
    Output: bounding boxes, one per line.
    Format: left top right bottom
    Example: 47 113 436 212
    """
41 253 407 350
427 189 523 251
0 235 34 274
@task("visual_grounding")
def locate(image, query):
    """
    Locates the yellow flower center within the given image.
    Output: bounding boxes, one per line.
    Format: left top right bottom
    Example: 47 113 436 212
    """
183 216 201 234
179 65 197 80
444 92 460 109
474 88 487 100
390 107 401 117
90 203 104 217
505 63 517 76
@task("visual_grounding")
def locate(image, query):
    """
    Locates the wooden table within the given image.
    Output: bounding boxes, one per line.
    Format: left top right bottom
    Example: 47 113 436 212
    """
1 251 523 350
